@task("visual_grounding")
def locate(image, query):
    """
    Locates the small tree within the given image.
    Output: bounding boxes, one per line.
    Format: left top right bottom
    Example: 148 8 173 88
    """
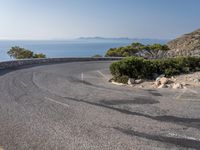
92 54 102 57
105 42 170 58
145 44 170 59
34 53 46 58
7 46 46 59
135 44 170 59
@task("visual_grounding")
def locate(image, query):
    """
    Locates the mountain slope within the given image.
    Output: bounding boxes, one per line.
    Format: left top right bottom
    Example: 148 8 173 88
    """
167 29 200 57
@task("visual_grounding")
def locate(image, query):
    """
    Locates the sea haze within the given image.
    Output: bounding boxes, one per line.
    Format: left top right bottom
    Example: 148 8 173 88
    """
0 38 168 61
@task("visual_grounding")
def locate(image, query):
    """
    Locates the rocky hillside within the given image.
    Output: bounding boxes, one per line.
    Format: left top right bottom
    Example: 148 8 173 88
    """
167 29 200 57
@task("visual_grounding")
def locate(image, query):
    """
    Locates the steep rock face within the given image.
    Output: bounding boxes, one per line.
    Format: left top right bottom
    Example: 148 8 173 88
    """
167 29 200 57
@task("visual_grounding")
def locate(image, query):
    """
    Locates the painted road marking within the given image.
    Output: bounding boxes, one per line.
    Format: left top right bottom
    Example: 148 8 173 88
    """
81 73 84 81
21 81 27 87
186 88 198 94
175 89 187 100
97 70 108 80
176 88 199 100
168 132 200 141
45 97 69 108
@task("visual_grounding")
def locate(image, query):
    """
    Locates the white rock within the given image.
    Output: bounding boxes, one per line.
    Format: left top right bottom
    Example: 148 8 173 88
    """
171 76 175 79
182 82 187 86
160 77 169 85
158 84 167 88
155 80 160 86
111 81 126 86
171 76 176 82
135 79 143 84
172 83 183 89
156 74 165 81
166 84 172 88
156 77 161 82
155 77 169 86
193 78 200 83
183 86 187 89
128 78 135 85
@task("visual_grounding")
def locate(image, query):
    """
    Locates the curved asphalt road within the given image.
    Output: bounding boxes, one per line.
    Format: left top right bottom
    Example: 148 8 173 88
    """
0 61 200 150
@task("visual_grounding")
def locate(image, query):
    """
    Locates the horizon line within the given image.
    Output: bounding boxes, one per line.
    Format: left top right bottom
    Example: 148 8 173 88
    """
0 37 171 41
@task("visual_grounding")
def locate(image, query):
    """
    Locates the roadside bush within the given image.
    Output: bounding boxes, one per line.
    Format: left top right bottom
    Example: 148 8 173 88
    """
110 56 200 81
33 53 46 58
113 75 129 84
105 42 169 59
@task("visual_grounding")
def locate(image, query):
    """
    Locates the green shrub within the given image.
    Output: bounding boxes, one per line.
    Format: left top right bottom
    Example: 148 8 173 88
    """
113 75 129 84
34 53 46 58
110 56 200 80
105 42 169 59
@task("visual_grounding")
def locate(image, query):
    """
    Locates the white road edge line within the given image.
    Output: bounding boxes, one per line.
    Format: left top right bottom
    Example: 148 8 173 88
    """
81 72 84 81
175 88 199 100
97 70 107 80
21 81 27 87
44 97 69 108
168 133 200 141
186 88 198 94
175 88 187 100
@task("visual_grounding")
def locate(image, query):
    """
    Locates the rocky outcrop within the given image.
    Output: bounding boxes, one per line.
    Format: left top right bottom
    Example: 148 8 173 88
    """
167 28 200 57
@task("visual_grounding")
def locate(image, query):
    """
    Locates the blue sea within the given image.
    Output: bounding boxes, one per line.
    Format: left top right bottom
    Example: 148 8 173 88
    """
0 39 168 61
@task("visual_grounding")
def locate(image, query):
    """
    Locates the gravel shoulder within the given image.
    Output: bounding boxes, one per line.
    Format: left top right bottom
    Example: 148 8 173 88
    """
121 71 200 89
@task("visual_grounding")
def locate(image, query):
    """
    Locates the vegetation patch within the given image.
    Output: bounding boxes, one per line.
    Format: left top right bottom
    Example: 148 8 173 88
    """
7 46 46 59
112 75 129 84
110 56 200 83
92 54 102 57
105 42 169 59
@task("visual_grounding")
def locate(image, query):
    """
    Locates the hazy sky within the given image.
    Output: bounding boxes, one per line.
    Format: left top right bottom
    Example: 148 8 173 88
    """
0 0 200 40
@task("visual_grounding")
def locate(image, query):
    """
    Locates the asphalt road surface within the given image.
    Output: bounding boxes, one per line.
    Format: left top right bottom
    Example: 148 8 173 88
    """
0 61 200 150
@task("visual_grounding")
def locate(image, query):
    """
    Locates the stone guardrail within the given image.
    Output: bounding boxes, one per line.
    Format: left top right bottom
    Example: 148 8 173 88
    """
0 57 123 70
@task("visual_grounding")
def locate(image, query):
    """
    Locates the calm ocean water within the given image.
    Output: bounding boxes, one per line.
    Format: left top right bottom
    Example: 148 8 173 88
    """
0 39 167 61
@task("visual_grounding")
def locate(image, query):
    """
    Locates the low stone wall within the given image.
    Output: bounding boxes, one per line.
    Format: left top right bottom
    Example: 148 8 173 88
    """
0 57 123 69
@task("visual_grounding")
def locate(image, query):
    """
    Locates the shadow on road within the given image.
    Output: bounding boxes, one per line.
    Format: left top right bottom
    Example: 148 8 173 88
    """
68 77 94 86
145 89 163 97
114 127 200 149
64 96 200 130
100 97 159 105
